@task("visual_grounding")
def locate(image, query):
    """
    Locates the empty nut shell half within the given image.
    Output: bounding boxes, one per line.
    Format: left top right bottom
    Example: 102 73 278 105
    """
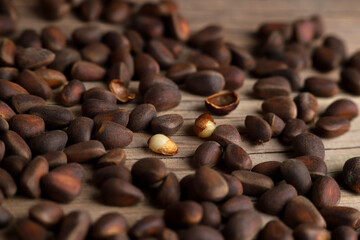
205 91 240 115
109 79 135 103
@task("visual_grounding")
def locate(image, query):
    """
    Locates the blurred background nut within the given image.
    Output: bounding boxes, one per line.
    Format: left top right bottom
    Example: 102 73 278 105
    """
151 114 184 135
131 158 167 188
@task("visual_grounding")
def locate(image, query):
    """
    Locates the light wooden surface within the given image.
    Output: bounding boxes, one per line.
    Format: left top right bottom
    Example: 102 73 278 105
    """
3 0 360 236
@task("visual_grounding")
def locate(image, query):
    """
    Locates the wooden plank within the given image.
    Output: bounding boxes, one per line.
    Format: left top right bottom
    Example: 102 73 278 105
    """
2 0 360 237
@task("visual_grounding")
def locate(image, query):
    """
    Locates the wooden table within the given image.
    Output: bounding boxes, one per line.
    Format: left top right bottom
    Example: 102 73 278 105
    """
3 0 360 237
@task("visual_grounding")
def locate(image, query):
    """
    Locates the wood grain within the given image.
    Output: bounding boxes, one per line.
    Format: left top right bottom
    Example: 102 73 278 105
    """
2 0 360 237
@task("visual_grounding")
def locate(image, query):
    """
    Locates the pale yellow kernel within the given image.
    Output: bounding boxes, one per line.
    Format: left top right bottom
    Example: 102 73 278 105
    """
148 134 178 155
